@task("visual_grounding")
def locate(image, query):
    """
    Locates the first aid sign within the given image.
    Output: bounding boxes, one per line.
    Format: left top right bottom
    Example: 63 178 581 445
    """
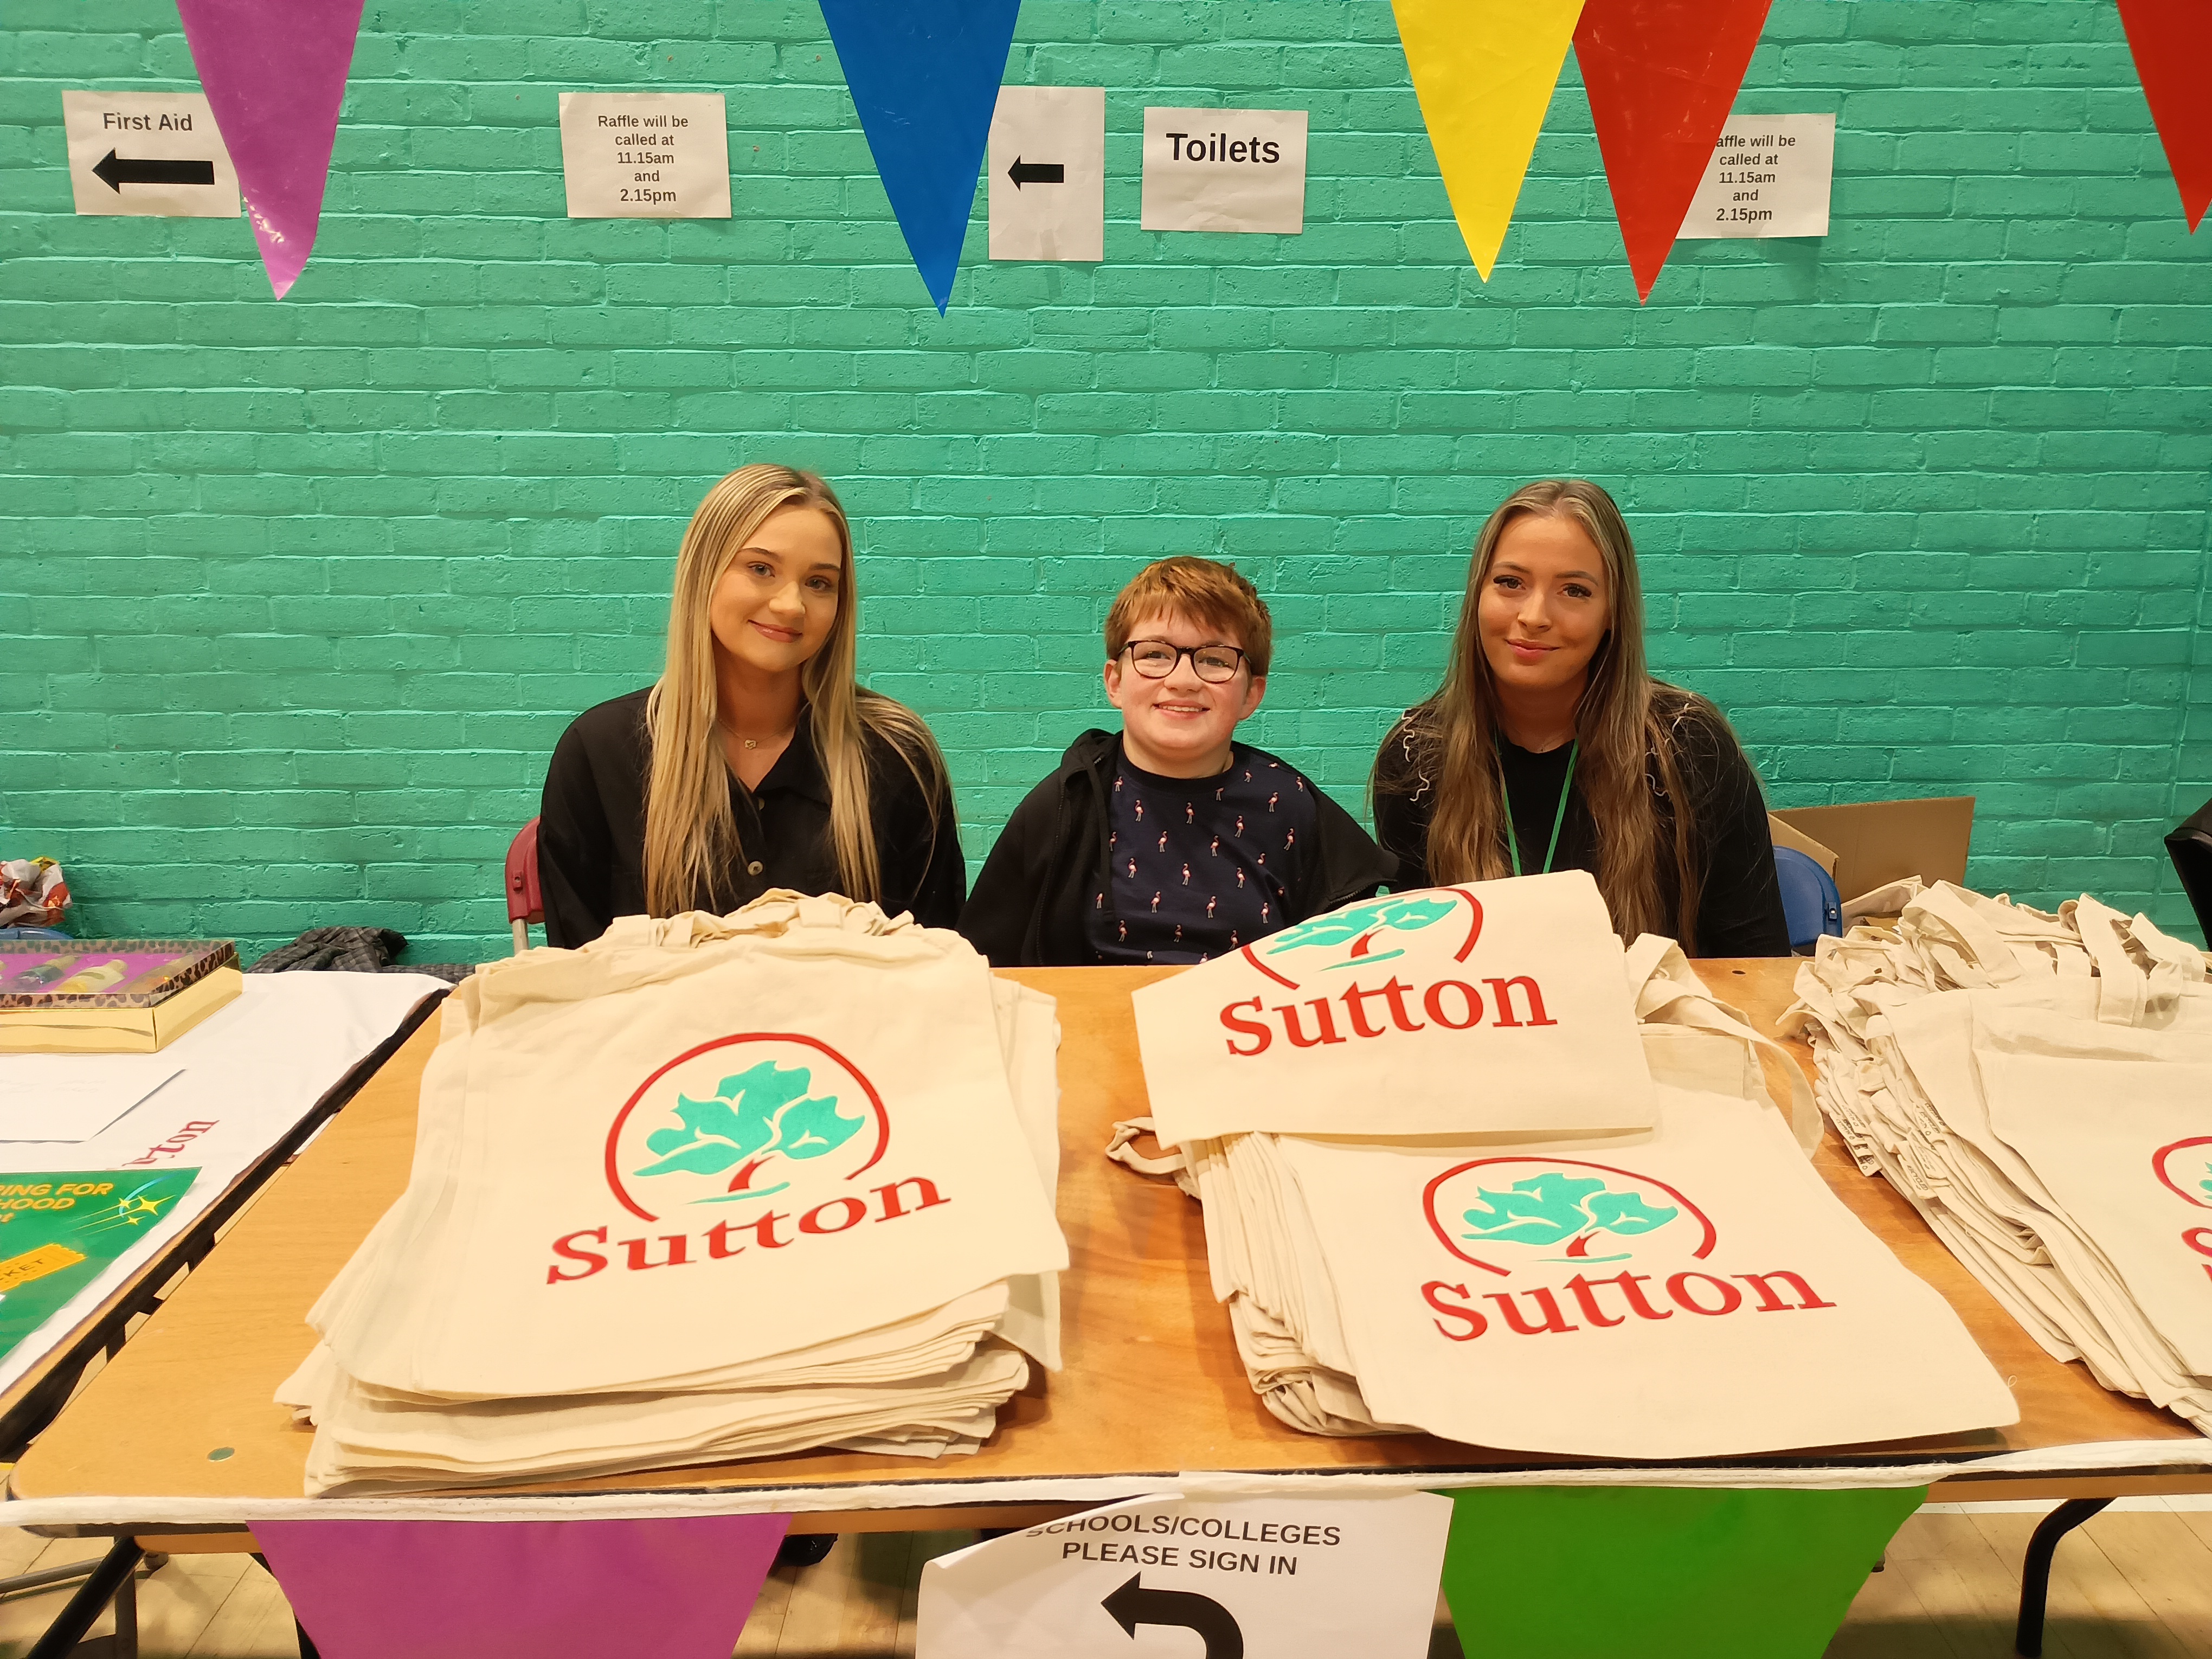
917 1492 1451 1659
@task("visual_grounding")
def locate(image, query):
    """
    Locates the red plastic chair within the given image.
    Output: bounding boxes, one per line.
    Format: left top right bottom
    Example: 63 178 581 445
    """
505 817 543 954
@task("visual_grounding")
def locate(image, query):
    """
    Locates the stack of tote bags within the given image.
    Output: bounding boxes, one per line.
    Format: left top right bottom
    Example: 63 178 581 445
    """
1119 871 2020 1458
1786 880 2212 1434
282 893 1067 1494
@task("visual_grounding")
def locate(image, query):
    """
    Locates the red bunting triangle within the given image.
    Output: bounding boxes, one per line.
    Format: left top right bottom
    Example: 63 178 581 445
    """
2117 0 2212 231
1574 0 1773 300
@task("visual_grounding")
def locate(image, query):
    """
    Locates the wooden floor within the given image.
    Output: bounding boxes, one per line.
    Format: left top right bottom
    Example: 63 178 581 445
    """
0 1500 2206 1657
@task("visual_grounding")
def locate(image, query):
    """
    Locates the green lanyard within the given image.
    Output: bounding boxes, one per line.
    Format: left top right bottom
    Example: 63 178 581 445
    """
1500 738 1579 878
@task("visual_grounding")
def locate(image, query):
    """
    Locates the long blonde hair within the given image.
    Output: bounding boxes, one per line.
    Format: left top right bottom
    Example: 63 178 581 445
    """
641 465 947 916
1383 479 1707 948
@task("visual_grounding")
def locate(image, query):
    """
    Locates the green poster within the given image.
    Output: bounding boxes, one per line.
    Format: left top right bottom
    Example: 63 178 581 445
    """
1440 1484 1924 1658
0 1169 201 1364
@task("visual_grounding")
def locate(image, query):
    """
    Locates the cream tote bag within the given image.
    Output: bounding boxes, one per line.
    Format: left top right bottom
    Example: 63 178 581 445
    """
1133 871 1655 1146
1971 997 2212 1378
321 904 1065 1400
1277 1091 2020 1459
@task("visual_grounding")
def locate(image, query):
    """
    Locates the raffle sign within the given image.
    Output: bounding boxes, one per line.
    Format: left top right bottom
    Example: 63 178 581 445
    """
557 92 731 218
1678 113 1835 239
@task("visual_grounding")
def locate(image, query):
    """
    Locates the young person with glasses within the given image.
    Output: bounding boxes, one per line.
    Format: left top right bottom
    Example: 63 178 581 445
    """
1369 479 1787 956
962 557 1394 967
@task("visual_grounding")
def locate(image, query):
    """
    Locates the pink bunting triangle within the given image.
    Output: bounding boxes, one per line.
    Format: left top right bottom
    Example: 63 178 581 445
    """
255 1514 790 1659
2117 0 2212 231
173 0 365 297
1574 0 1773 300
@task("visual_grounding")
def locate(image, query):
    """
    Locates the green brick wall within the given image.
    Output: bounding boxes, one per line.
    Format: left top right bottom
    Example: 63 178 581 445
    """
3 0 2208 962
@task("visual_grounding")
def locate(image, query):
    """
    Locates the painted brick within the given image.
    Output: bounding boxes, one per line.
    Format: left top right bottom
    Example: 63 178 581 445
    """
1 1 2207 960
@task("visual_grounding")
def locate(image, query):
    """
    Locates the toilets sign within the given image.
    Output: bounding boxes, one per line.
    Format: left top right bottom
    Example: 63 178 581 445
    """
1141 106 1308 234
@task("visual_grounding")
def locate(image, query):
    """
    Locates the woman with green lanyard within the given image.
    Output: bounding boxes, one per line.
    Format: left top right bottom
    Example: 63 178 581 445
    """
1371 478 1788 956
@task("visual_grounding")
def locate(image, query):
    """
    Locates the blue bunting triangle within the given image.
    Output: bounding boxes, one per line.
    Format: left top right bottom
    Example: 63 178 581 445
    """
818 0 1023 312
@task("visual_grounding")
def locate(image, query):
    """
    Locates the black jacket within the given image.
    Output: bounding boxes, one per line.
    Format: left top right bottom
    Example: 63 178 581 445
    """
1371 689 1789 957
539 690 964 948
961 730 1398 967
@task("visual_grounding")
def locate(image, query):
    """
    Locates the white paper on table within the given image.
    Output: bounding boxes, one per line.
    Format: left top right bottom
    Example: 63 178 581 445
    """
0 973 446 1398
917 1491 1451 1659
1677 113 1835 239
1140 107 1308 233
0 1056 184 1142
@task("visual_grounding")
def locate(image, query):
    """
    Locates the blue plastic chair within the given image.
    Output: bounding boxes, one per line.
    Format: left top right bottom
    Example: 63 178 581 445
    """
1773 846 1843 953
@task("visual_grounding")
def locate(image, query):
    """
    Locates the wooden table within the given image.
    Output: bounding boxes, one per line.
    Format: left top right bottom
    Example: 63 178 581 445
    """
9 961 2208 1554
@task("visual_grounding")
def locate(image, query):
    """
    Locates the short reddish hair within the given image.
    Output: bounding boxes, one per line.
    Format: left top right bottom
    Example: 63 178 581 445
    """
1103 557 1274 677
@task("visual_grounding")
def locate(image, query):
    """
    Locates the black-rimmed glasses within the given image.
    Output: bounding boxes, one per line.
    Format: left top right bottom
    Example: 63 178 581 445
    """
1120 639 1249 683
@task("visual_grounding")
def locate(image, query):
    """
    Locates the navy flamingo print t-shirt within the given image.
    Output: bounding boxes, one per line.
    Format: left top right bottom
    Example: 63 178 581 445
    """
1085 738 1320 964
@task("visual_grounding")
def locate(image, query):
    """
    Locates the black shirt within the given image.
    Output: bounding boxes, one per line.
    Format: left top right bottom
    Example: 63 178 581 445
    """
1370 688 1790 957
1088 741 1321 963
538 689 964 948
960 729 1398 968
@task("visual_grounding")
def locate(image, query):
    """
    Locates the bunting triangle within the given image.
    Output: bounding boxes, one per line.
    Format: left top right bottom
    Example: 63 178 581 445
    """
817 0 1023 312
1390 0 1587 279
2117 0 2212 230
173 0 364 299
256 1515 789 1659
1575 0 1773 300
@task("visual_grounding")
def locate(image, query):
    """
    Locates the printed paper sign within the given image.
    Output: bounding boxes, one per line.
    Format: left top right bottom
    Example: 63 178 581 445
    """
917 1493 1452 1659
1141 107 1308 233
557 92 730 218
0 1169 198 1364
61 91 239 217
1678 113 1835 239
988 86 1105 261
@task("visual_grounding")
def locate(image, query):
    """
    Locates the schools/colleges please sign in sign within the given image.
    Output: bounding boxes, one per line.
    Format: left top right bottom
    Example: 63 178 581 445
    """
917 1493 1451 1659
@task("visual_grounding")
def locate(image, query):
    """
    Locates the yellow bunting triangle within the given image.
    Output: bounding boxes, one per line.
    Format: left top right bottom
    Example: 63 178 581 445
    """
1391 0 1589 278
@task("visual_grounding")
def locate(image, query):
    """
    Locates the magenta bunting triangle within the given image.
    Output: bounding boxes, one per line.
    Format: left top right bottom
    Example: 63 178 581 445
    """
173 0 365 298
256 1515 790 1659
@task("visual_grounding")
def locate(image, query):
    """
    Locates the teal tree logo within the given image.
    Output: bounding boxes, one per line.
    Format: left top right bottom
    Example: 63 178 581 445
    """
1248 888 1482 987
633 1060 863 1201
605 1032 888 1224
1425 1156 1716 1275
1459 1172 1677 1263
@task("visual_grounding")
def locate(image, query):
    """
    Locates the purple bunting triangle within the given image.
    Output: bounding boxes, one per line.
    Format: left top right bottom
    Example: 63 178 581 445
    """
255 1514 790 1659
173 0 365 298
816 0 1024 312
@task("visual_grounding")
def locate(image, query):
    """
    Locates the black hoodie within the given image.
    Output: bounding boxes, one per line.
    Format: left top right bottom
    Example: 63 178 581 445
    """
960 730 1398 968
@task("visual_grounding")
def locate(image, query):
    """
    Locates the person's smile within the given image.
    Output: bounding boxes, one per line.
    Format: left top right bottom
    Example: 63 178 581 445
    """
749 617 803 645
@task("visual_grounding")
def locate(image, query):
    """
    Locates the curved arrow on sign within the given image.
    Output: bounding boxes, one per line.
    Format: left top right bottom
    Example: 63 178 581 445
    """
1102 1572 1243 1658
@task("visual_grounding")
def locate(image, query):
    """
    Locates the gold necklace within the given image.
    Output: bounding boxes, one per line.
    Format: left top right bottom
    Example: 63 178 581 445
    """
726 722 793 753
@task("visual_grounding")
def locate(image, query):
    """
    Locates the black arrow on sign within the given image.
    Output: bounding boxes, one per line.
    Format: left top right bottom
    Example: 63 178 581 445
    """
1006 156 1065 189
92 150 216 192
1102 1572 1243 1658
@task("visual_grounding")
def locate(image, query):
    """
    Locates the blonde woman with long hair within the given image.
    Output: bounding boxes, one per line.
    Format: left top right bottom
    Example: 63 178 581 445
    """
1370 479 1787 956
538 465 961 947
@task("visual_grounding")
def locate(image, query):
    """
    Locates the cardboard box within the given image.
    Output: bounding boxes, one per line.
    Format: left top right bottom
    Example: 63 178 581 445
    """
1770 796 1975 906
